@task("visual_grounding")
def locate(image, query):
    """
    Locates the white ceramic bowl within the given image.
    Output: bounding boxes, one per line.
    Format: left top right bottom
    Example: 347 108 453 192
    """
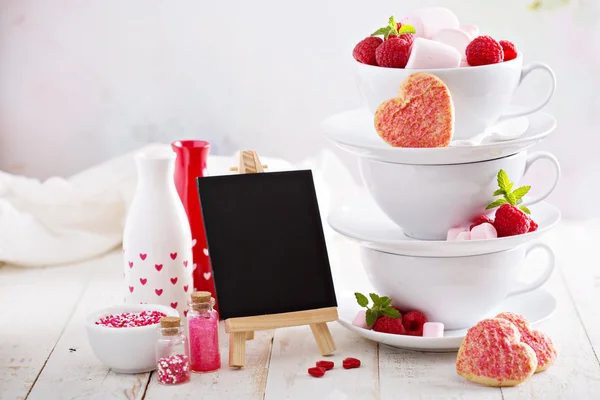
354 55 556 139
85 304 179 373
360 242 555 330
359 150 560 240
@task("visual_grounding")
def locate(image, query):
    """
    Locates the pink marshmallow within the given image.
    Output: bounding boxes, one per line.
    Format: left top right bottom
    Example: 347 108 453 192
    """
455 231 471 241
404 7 459 39
446 227 467 241
352 310 369 329
433 28 472 58
423 322 444 337
405 37 462 69
460 24 480 40
470 222 498 240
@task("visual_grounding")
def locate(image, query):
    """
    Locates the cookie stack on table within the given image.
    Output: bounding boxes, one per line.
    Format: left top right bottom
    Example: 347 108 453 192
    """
322 6 561 387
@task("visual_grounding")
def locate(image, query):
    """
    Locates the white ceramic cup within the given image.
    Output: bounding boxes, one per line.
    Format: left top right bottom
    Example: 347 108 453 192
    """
354 55 556 139
359 150 561 240
360 242 555 330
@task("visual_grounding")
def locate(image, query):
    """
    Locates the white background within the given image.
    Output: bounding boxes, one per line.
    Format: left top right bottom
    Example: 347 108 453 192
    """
0 0 598 219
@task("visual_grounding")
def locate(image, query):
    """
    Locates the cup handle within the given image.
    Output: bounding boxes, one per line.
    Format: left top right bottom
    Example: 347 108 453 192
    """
500 62 556 120
506 243 555 297
519 151 561 206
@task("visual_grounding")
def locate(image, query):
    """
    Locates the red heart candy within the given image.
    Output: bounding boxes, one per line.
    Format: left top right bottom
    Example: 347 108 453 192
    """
374 72 454 148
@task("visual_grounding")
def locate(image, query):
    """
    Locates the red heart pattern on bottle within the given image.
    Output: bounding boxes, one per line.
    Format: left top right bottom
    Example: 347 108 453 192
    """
184 309 188 317
171 302 178 309
155 264 163 271
128 261 134 268
140 253 147 260
155 288 163 296
140 278 147 285
129 286 134 293
183 260 188 267
183 285 189 292
204 272 211 280
170 277 178 285
170 252 177 260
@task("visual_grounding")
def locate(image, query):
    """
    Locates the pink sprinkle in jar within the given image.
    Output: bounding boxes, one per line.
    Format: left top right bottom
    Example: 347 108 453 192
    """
187 291 221 373
155 317 191 385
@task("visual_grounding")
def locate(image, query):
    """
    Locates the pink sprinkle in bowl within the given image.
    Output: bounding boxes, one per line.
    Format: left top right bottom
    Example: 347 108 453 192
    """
85 304 179 374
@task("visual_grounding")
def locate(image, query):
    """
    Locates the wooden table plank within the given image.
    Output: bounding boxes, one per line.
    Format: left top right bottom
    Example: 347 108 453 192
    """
0 260 94 400
25 250 152 400
144 326 274 400
499 240 600 399
263 322 379 400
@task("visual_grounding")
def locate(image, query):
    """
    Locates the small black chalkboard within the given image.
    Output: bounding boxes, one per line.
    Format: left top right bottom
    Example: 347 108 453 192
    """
196 169 338 321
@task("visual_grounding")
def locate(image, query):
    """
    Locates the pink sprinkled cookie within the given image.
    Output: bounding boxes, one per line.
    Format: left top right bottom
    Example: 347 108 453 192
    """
374 72 454 148
456 318 537 387
495 312 557 373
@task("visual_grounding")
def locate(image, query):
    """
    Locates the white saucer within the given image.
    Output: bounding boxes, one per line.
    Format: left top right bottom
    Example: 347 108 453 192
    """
321 107 556 165
336 288 556 352
327 193 561 257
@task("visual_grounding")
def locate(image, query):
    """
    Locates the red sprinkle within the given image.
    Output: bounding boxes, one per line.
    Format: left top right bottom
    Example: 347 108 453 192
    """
308 367 326 377
342 357 361 369
157 354 190 385
95 311 167 328
316 360 334 370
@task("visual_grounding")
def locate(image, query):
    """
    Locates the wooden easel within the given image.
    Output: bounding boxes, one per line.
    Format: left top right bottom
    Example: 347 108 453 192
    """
226 150 338 368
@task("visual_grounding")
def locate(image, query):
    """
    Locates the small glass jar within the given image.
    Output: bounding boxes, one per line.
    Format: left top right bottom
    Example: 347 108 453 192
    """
155 316 191 385
187 291 221 372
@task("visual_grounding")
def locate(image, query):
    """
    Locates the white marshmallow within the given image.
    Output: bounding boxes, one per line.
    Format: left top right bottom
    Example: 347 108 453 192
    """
352 310 369 329
455 231 471 241
470 222 498 240
446 227 467 241
460 24 480 40
423 322 444 337
404 7 459 39
405 37 462 69
433 28 472 58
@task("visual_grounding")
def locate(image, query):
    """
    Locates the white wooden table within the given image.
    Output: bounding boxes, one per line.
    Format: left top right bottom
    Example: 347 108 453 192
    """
1 219 599 400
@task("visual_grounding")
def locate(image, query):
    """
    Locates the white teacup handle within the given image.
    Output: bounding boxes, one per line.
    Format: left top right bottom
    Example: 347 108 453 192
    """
500 62 557 119
507 243 555 297
520 151 561 206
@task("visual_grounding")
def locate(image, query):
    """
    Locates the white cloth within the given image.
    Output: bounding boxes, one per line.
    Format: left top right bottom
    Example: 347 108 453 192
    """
0 144 360 267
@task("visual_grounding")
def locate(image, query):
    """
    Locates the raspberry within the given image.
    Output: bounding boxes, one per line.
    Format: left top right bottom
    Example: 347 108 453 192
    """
396 33 414 45
308 367 326 377
342 357 361 369
499 40 518 61
402 311 428 336
493 204 531 237
353 37 383 66
469 215 494 231
528 219 539 232
372 315 406 335
316 360 334 370
375 36 412 68
466 35 504 66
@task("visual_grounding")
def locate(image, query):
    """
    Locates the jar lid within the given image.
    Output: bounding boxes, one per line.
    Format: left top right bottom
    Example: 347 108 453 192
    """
160 316 180 328
191 291 212 303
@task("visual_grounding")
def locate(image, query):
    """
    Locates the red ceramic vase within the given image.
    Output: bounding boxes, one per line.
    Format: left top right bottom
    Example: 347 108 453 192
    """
171 140 218 312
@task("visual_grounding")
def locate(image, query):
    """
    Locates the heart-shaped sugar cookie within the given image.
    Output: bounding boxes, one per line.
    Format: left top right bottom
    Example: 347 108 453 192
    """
495 312 557 373
456 318 537 387
374 72 454 148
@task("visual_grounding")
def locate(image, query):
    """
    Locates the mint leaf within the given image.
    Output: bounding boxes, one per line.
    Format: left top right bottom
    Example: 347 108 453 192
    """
397 24 416 34
382 308 401 318
486 198 507 210
506 192 517 206
371 27 391 37
512 186 531 201
497 170 510 192
493 189 505 197
381 297 393 308
369 293 381 305
388 16 397 30
355 292 369 308
365 309 377 327
520 205 531 215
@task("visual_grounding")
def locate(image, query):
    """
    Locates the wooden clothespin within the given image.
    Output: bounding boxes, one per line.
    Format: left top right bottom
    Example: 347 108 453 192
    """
229 150 268 174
